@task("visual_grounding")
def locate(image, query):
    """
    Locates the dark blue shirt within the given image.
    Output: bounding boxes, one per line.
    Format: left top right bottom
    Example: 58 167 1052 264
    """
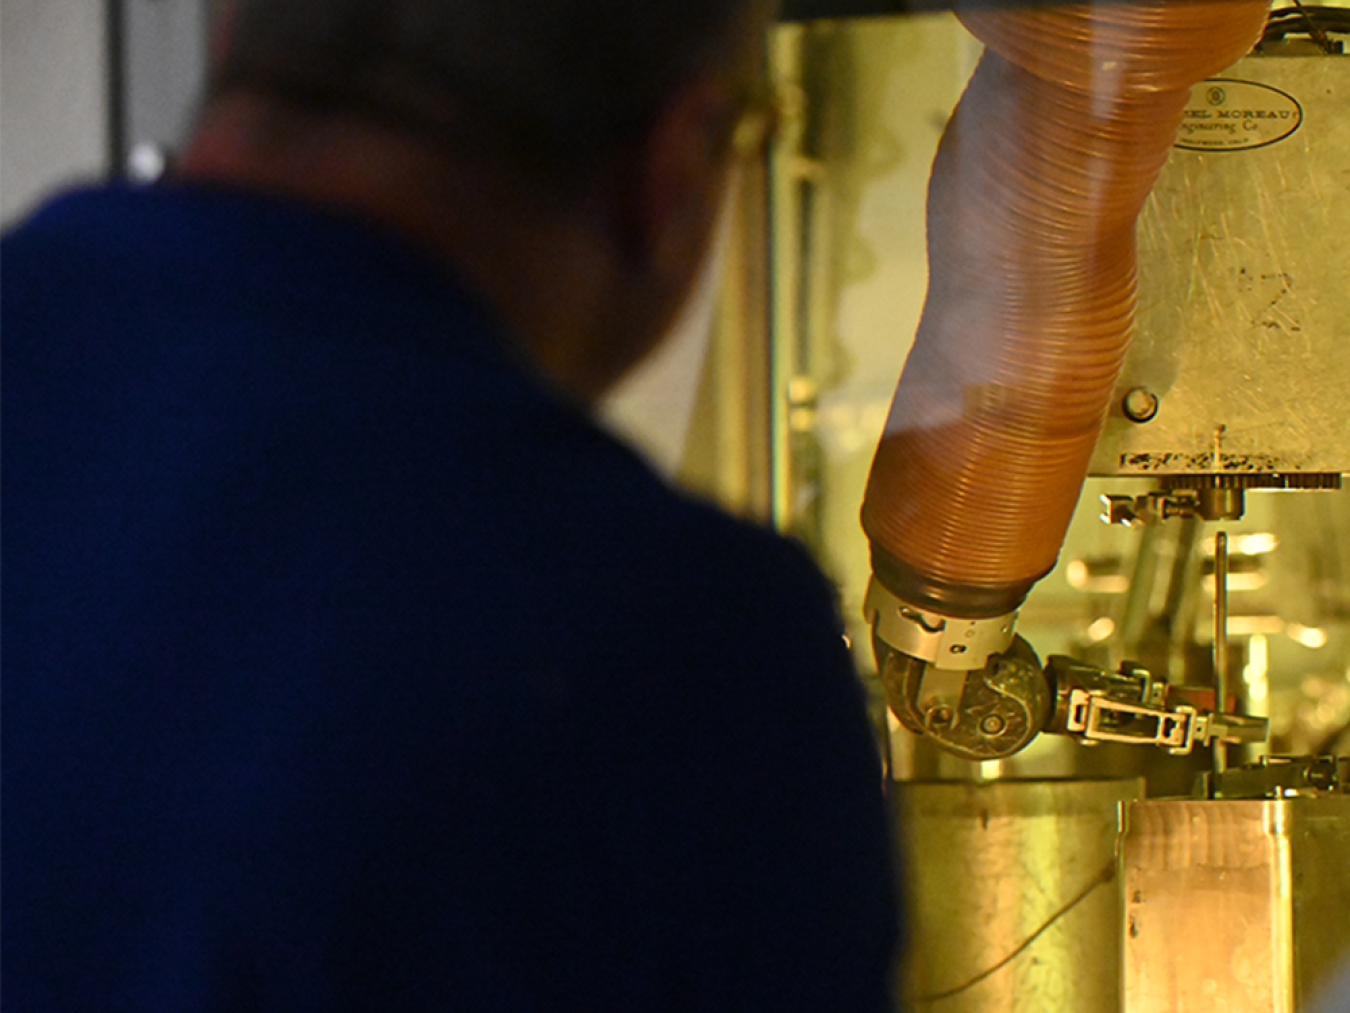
2 184 899 1012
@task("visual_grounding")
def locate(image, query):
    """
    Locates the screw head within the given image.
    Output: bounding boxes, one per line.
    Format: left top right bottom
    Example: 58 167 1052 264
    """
979 714 1007 736
1122 387 1160 423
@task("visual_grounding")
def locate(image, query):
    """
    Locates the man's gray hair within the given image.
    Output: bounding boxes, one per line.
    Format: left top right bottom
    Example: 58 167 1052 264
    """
215 0 765 183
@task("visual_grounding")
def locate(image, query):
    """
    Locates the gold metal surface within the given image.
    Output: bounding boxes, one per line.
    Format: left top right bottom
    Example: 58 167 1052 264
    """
1092 55 1350 479
1124 794 1350 1013
892 778 1143 1011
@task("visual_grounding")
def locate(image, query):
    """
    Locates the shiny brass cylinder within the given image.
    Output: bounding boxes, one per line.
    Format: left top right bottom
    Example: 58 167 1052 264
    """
891 778 1142 1012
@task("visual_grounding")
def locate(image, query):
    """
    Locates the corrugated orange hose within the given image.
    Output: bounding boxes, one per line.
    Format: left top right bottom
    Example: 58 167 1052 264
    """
861 1 1269 618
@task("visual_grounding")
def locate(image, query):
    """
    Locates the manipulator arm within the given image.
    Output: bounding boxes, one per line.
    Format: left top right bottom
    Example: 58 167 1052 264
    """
864 578 1267 762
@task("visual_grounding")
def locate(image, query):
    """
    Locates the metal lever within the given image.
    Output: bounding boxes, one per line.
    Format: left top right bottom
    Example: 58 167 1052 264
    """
1062 689 1200 752
1042 654 1268 757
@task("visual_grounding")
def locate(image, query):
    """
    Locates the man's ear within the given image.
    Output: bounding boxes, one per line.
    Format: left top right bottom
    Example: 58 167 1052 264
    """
621 76 739 278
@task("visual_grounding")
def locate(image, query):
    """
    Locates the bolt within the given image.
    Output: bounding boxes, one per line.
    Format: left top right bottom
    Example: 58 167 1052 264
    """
979 714 1007 736
1122 387 1160 423
925 706 955 730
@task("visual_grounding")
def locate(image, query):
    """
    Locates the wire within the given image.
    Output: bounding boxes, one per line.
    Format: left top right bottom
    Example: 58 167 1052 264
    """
906 858 1119 1005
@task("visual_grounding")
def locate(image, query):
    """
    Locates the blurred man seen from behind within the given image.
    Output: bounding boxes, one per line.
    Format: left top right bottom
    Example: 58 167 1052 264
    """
1 1 901 1010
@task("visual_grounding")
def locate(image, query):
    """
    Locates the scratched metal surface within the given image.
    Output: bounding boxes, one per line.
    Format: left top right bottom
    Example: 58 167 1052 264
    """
1123 795 1350 1013
1091 55 1350 478
892 779 1142 1012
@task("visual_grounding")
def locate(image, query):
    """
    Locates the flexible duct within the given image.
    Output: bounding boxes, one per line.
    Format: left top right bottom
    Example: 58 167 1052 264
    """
861 1 1270 620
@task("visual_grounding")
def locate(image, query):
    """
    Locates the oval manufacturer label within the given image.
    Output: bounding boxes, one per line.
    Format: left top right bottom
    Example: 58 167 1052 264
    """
1175 78 1303 152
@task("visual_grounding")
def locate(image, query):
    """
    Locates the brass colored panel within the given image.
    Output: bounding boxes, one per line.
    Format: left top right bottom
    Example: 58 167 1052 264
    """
1124 795 1350 1013
1092 56 1350 478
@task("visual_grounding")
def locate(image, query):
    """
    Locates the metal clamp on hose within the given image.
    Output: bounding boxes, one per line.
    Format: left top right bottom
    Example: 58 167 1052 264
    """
863 578 1017 671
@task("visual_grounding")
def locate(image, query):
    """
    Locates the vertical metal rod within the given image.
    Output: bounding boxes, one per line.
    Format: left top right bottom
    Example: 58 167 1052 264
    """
106 0 128 179
1212 530 1230 776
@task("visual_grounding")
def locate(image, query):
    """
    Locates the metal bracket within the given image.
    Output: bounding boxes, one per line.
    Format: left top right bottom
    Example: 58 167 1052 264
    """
1100 491 1198 527
864 578 1017 671
1197 755 1350 799
1060 688 1269 755
1063 688 1201 753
